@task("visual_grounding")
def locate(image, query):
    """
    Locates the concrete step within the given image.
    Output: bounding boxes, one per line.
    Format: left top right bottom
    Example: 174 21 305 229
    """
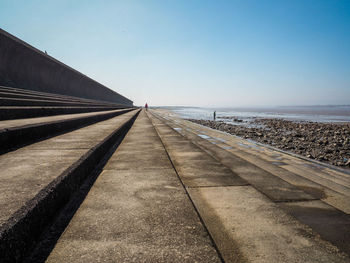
0 97 120 107
0 108 134 154
148 111 350 262
0 106 129 120
0 86 118 106
0 91 118 105
44 110 221 263
0 109 140 263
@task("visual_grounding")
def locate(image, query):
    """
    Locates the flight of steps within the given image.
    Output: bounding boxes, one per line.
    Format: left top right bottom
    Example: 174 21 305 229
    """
0 86 139 262
0 85 129 120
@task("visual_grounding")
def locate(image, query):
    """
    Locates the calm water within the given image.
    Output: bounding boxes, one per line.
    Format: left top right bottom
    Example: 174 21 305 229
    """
162 105 350 123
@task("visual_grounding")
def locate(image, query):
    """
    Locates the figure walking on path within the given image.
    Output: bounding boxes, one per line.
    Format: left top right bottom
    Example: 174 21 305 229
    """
213 111 216 121
145 103 148 111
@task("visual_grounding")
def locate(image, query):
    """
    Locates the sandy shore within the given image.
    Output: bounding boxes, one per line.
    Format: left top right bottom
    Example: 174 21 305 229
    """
188 118 350 168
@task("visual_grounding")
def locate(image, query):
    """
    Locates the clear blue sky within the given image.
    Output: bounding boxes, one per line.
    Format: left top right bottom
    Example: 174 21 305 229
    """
1 0 350 107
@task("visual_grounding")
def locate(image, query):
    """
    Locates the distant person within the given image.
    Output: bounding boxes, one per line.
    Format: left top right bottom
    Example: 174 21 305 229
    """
145 103 148 111
213 111 216 121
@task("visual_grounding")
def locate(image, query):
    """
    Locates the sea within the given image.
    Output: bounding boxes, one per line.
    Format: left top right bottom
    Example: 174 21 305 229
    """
160 105 350 124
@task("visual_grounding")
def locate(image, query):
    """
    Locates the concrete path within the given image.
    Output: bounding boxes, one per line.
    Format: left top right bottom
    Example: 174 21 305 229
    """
148 110 350 262
152 109 350 213
46 110 221 263
46 110 350 262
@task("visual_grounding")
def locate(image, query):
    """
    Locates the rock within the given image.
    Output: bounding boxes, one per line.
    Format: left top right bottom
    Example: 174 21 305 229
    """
325 148 333 154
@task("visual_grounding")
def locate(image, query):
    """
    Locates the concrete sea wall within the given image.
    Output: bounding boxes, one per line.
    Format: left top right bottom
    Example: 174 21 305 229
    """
0 29 132 106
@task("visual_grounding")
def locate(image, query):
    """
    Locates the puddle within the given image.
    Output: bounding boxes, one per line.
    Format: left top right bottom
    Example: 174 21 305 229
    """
208 138 219 144
301 163 325 171
238 143 251 149
248 144 263 151
198 134 211 139
297 186 326 199
222 146 233 150
271 154 282 158
271 161 287 166
215 137 227 142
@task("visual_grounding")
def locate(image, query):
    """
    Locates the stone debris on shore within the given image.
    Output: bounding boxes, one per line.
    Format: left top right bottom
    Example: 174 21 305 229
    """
188 118 350 168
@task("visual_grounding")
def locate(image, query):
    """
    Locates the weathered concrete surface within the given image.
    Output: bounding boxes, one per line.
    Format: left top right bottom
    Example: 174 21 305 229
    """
0 110 139 262
0 91 115 105
0 29 132 105
153 109 350 214
0 110 138 224
149 124 247 189
0 108 133 153
47 110 220 263
0 86 118 105
149 110 350 262
151 112 315 202
188 186 348 263
0 97 117 107
0 149 85 225
0 109 125 130
0 106 122 120
0 85 103 102
281 200 350 255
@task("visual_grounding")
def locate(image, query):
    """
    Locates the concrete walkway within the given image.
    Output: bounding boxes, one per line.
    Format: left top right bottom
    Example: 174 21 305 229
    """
148 111 350 263
47 110 221 262
44 110 350 263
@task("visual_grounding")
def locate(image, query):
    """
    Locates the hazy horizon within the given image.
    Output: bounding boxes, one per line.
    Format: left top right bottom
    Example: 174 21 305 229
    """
1 0 349 107
144 104 350 108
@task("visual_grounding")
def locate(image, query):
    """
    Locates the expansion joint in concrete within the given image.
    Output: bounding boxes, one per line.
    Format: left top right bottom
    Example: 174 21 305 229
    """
186 184 250 189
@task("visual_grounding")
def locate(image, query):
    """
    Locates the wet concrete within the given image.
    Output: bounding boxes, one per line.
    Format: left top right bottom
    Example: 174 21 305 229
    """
188 186 348 263
280 201 350 255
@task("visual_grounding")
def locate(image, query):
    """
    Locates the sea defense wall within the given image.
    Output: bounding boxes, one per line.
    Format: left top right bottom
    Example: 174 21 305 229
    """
0 29 133 106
